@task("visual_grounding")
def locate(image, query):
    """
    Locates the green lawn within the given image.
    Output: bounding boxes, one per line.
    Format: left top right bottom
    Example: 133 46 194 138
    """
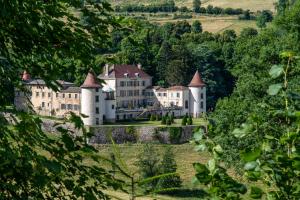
103 118 207 127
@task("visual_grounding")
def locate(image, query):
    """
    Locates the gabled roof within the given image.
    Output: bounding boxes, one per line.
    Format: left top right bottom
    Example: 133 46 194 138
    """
61 86 81 93
188 70 205 87
99 64 151 79
81 69 101 88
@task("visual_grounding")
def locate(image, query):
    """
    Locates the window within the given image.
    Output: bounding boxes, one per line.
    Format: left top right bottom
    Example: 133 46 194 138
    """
95 95 99 102
61 104 66 110
96 88 99 92
68 94 71 98
120 90 126 97
177 93 180 98
112 105 115 110
95 107 99 114
62 94 65 98
36 92 39 97
201 102 204 109
42 92 45 98
158 93 161 97
48 93 51 98
201 93 204 99
47 103 50 107
56 93 58 98
142 81 145 86
96 118 99 125
67 104 72 110
41 102 45 107
163 93 167 97
185 100 189 109
75 94 78 99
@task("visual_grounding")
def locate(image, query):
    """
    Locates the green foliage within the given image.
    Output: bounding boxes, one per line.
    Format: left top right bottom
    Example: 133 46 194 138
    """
161 116 167 125
136 144 161 191
155 114 161 121
156 146 182 191
0 1 121 199
169 127 182 144
256 13 267 29
166 117 172 125
193 0 201 13
192 20 203 33
187 115 193 125
181 116 187 126
150 114 156 121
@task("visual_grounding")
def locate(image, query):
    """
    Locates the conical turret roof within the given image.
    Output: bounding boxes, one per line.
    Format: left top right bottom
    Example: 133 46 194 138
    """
80 69 101 88
188 70 205 87
22 70 31 81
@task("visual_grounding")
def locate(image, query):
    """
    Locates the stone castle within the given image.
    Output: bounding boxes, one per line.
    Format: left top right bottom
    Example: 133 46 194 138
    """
15 64 206 126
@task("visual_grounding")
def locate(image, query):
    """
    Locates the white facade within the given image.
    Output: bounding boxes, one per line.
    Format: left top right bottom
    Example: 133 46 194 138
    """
15 67 207 126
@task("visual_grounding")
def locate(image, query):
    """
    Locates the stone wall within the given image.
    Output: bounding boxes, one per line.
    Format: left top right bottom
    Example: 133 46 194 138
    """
89 125 204 144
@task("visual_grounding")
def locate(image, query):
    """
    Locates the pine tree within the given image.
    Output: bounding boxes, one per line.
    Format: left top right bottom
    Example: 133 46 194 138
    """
155 41 173 82
157 147 182 190
136 144 161 191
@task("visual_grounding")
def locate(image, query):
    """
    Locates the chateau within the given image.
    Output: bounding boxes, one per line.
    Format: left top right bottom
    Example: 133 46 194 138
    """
15 64 206 126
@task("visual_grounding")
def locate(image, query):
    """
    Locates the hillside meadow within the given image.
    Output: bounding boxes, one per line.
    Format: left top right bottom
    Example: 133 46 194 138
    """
109 0 276 11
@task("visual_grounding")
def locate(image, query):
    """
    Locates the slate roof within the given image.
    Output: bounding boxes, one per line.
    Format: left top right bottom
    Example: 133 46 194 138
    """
99 64 151 79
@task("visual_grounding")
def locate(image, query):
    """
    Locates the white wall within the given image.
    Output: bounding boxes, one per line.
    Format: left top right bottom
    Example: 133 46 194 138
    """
81 88 96 126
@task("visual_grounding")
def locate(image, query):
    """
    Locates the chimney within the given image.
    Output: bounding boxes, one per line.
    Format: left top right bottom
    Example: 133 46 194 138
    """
105 64 109 76
137 63 142 70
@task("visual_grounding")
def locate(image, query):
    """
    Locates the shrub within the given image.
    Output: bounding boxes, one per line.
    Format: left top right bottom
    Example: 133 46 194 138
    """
181 116 187 126
187 116 193 125
166 117 171 125
156 114 160 121
170 113 174 123
150 114 155 121
161 116 167 125
169 127 182 143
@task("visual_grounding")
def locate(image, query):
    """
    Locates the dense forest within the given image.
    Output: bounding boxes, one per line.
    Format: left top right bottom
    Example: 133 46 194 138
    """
0 0 299 199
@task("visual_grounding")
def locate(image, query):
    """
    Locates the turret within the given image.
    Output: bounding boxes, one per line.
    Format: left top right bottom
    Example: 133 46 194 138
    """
80 69 103 126
188 70 206 118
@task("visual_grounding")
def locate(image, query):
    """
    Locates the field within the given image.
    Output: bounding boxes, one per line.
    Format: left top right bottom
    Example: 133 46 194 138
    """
145 14 258 33
109 0 276 11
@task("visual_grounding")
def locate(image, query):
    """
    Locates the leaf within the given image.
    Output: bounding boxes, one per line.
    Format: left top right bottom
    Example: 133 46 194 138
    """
250 186 264 199
207 159 216 173
244 161 258 171
269 65 284 78
241 148 261 162
267 84 282 96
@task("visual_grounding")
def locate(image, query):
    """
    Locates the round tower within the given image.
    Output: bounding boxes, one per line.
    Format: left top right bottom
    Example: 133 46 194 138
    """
80 69 102 126
188 70 206 118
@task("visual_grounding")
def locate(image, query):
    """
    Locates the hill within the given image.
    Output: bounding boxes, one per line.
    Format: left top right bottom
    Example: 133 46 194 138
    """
109 0 276 11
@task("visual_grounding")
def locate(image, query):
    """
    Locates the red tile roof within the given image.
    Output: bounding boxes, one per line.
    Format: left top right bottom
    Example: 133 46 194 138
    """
22 71 31 81
168 86 188 91
188 70 205 87
81 69 101 88
100 64 151 79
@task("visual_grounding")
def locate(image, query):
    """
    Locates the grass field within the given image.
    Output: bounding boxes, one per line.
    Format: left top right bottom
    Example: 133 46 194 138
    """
103 118 207 127
109 0 276 11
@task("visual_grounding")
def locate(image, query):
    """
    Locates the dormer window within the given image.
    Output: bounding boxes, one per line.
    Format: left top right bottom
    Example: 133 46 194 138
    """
124 73 129 78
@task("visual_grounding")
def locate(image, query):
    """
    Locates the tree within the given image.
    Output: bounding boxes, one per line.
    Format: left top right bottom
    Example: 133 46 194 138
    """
155 41 173 82
166 117 172 125
157 147 182 190
0 1 120 199
192 20 203 33
136 144 161 191
193 0 201 13
256 13 267 29
161 116 167 125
